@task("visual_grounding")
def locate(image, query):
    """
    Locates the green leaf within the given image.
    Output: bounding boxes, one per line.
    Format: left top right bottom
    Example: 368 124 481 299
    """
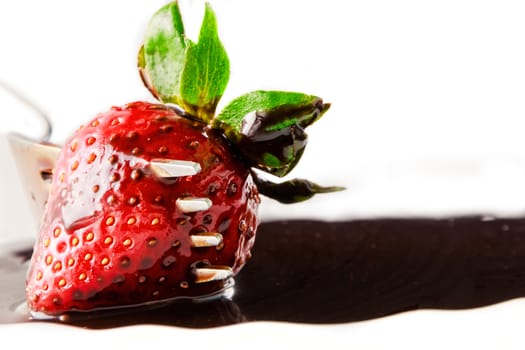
180 3 230 120
252 173 345 204
215 90 326 135
140 1 229 123
141 1 187 105
214 90 330 177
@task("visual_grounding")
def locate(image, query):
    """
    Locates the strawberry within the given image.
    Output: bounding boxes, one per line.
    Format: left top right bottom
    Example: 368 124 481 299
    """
26 101 259 315
25 1 341 317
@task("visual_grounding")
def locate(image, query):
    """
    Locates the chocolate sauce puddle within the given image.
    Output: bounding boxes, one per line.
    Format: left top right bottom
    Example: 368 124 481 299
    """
2 216 525 328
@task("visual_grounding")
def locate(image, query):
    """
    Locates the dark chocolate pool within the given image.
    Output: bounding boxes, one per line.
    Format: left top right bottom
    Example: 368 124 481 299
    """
2 216 525 328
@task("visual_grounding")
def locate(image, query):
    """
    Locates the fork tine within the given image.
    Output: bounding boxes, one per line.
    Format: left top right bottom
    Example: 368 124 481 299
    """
150 159 201 178
190 232 223 248
176 197 212 213
193 266 233 284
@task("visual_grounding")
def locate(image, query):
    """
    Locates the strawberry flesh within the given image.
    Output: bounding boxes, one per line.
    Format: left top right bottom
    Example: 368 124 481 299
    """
26 101 259 316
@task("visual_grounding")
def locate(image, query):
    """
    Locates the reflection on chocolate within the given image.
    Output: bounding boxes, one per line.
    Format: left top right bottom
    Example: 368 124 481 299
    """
2 216 525 328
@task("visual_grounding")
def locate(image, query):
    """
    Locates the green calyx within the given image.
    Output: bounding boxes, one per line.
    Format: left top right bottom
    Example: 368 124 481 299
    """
139 1 341 203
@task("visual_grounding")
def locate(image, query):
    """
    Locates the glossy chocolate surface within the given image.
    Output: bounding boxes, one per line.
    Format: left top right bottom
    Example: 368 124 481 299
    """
2 216 525 328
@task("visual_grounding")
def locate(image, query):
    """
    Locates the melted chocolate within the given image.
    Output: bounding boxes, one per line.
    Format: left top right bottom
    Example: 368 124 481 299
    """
2 216 525 328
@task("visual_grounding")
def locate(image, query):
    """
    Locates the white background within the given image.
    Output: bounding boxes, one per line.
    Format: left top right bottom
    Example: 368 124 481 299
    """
2 0 525 224
1 1 525 347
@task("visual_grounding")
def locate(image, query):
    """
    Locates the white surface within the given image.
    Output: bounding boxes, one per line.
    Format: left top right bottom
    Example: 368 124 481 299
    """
1 0 525 348
2 300 525 350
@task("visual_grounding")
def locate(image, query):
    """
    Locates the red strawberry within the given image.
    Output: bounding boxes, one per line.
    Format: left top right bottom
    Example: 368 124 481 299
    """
25 101 259 315
25 1 340 317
